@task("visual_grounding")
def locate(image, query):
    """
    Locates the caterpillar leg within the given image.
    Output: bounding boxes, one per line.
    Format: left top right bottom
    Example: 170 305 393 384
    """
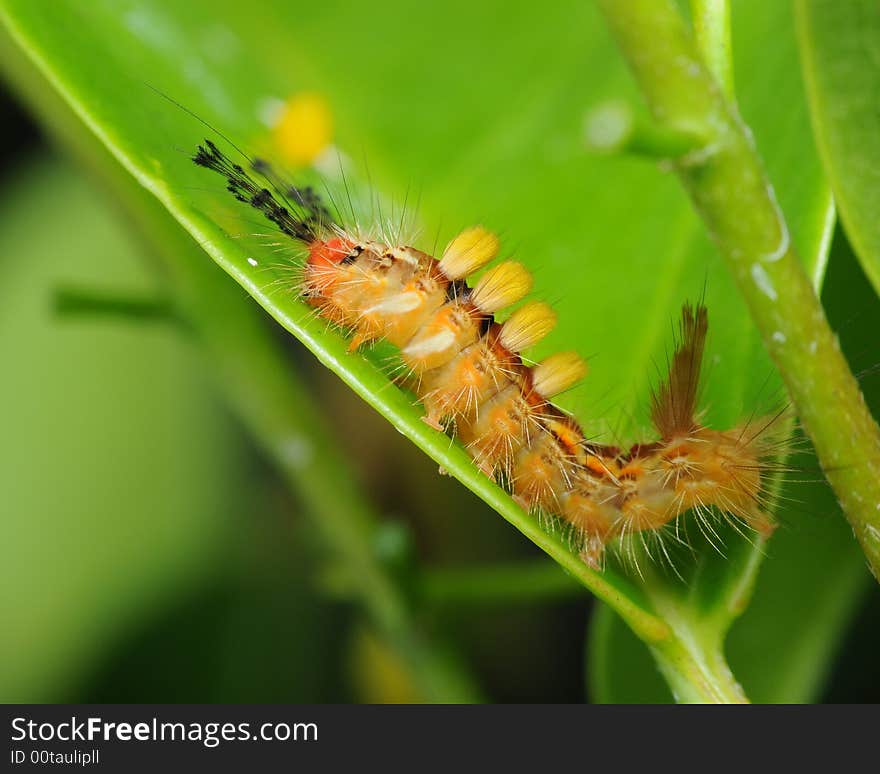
579 534 607 570
347 331 377 351
420 413 445 432
476 457 499 479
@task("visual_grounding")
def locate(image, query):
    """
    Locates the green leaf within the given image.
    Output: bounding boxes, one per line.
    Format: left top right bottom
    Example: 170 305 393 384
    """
796 0 880 297
0 0 834 699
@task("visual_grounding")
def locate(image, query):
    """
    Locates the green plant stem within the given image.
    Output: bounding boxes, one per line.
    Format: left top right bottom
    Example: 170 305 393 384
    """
651 630 748 703
628 560 754 703
0 25 481 703
584 99 705 157
689 0 734 98
422 561 583 608
53 285 174 322
596 0 880 581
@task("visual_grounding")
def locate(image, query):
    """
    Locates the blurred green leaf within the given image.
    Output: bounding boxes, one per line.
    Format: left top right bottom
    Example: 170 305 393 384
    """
796 0 880 297
0 157 247 701
83 499 345 702
0 0 838 698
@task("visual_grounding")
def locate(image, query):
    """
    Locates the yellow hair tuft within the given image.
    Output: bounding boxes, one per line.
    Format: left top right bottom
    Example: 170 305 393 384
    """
470 261 532 314
438 226 500 280
499 302 558 352
531 351 587 398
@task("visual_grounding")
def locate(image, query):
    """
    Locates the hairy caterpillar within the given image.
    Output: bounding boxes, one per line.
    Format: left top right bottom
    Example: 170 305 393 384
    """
193 137 781 569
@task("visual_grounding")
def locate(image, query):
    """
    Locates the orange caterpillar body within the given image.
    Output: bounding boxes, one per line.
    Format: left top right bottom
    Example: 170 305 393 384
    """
194 140 776 567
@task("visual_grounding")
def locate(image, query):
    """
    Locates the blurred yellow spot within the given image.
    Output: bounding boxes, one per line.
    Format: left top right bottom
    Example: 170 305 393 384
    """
273 92 333 167
349 627 422 703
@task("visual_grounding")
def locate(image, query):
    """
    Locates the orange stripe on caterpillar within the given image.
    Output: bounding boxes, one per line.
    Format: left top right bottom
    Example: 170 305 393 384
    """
194 139 780 570
419 302 557 429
